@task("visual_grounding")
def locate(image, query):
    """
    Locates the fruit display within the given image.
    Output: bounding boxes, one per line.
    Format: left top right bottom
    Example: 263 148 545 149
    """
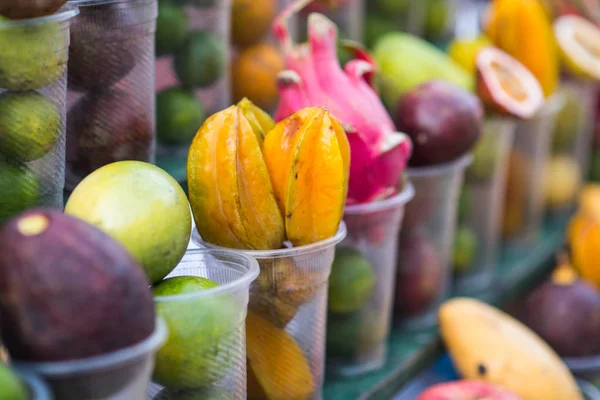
417 380 521 400
66 0 157 188
554 15 600 81
0 6 74 221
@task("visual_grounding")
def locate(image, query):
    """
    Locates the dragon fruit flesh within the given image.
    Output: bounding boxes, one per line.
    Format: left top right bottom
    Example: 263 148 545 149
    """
273 0 413 204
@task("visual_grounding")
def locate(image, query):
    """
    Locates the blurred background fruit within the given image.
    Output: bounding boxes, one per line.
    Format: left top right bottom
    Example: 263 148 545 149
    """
175 30 227 89
328 247 376 314
156 2 188 57
231 0 276 48
448 35 492 76
544 155 581 209
156 87 206 146
452 225 478 273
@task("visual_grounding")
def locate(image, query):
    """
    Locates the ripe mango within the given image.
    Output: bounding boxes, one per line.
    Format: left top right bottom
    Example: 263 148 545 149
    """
568 188 600 289
440 298 583 400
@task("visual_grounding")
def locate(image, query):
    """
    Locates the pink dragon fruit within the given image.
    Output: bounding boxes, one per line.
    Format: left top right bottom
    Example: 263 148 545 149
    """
273 0 413 204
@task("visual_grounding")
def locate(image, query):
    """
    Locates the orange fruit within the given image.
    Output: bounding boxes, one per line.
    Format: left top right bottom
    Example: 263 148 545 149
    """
231 0 276 48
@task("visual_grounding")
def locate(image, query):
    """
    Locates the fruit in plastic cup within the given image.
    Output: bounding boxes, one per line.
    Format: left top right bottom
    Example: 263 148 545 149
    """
13 317 167 400
394 154 472 329
454 117 516 296
193 224 347 400
326 183 415 376
147 249 260 399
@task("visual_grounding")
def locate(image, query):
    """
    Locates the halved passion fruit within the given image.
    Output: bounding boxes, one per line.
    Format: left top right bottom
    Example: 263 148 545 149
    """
476 47 545 119
554 15 600 81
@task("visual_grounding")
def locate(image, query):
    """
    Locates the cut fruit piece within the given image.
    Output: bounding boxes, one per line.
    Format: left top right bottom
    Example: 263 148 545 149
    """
554 15 600 81
476 47 545 119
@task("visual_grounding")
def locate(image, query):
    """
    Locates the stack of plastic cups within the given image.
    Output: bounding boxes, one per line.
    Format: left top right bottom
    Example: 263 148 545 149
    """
295 0 364 41
502 94 564 250
326 184 414 376
193 224 346 400
65 0 158 190
13 319 167 400
394 154 472 329
453 118 517 297
148 249 259 400
155 0 231 181
0 5 78 222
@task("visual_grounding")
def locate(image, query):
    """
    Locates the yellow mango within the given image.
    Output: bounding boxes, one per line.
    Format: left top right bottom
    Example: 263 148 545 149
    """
485 0 559 97
440 298 583 400
569 214 600 289
246 312 314 400
237 97 276 148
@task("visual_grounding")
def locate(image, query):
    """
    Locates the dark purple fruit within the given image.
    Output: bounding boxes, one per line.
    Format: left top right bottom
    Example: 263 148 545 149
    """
395 80 483 167
66 88 153 179
0 0 66 19
395 232 443 317
518 263 600 357
0 209 155 362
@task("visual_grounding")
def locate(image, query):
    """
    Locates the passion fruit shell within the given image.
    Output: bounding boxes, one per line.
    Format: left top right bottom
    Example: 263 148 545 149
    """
476 47 545 119
554 15 600 81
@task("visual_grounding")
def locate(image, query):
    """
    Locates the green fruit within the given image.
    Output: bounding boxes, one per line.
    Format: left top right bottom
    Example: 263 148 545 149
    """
457 185 471 223
373 32 473 110
64 161 192 284
157 87 205 146
591 151 600 181
373 0 410 15
0 364 27 400
156 3 189 57
552 88 581 151
364 14 397 50
155 386 234 400
467 125 500 181
425 0 452 39
0 22 67 90
153 276 240 390
326 308 385 357
453 225 478 273
0 91 60 162
174 31 226 89
328 247 376 314
0 162 40 223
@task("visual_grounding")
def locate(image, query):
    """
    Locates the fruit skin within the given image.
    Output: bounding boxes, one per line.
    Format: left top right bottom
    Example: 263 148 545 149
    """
448 35 493 76
0 0 66 19
417 380 521 400
373 32 474 110
424 0 453 40
503 151 529 237
0 364 27 400
544 155 581 209
554 15 600 81
175 31 226 89
0 162 40 224
466 121 501 181
0 91 60 162
156 87 205 146
237 97 275 148
485 0 559 97
188 105 285 250
452 225 478 273
153 277 239 389
0 209 156 361
156 2 189 57
231 0 276 48
326 306 387 358
66 88 154 179
65 161 191 284
439 298 583 400
395 80 483 167
568 186 600 289
232 43 284 111
155 387 234 400
328 247 376 314
517 263 600 357
552 86 581 151
0 21 67 91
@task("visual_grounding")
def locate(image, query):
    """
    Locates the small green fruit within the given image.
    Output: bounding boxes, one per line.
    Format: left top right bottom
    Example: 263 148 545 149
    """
328 247 376 314
155 386 235 400
157 87 205 146
0 91 60 162
156 3 189 57
153 276 240 390
0 364 27 400
453 225 478 273
552 88 581 151
467 125 500 182
174 31 226 89
0 162 40 223
457 185 472 223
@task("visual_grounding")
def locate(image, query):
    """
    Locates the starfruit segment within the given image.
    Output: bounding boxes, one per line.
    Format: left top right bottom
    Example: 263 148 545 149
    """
246 312 315 400
237 97 276 148
264 107 349 247
187 106 285 250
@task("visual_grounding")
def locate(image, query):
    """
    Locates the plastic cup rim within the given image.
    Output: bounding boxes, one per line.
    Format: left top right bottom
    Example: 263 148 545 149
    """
344 181 415 215
11 368 53 399
194 222 347 259
407 153 474 178
12 317 168 376
0 3 79 27
563 353 600 372
153 249 260 303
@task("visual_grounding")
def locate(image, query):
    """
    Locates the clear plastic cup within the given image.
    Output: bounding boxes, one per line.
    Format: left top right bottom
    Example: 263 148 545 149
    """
13 318 167 400
326 184 414 376
193 224 347 400
0 5 78 222
502 94 564 249
394 154 472 330
155 0 231 179
12 367 54 400
147 249 259 400
295 0 365 41
65 0 158 190
454 117 516 296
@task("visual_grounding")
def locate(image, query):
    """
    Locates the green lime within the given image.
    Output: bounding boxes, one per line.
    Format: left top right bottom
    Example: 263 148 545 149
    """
157 87 205 146
174 31 226 89
0 364 27 400
152 276 240 390
0 161 40 224
0 91 60 163
453 225 478 273
156 3 188 57
328 247 376 314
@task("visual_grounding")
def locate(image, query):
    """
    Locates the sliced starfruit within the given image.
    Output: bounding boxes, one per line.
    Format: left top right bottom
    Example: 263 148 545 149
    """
554 15 600 81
